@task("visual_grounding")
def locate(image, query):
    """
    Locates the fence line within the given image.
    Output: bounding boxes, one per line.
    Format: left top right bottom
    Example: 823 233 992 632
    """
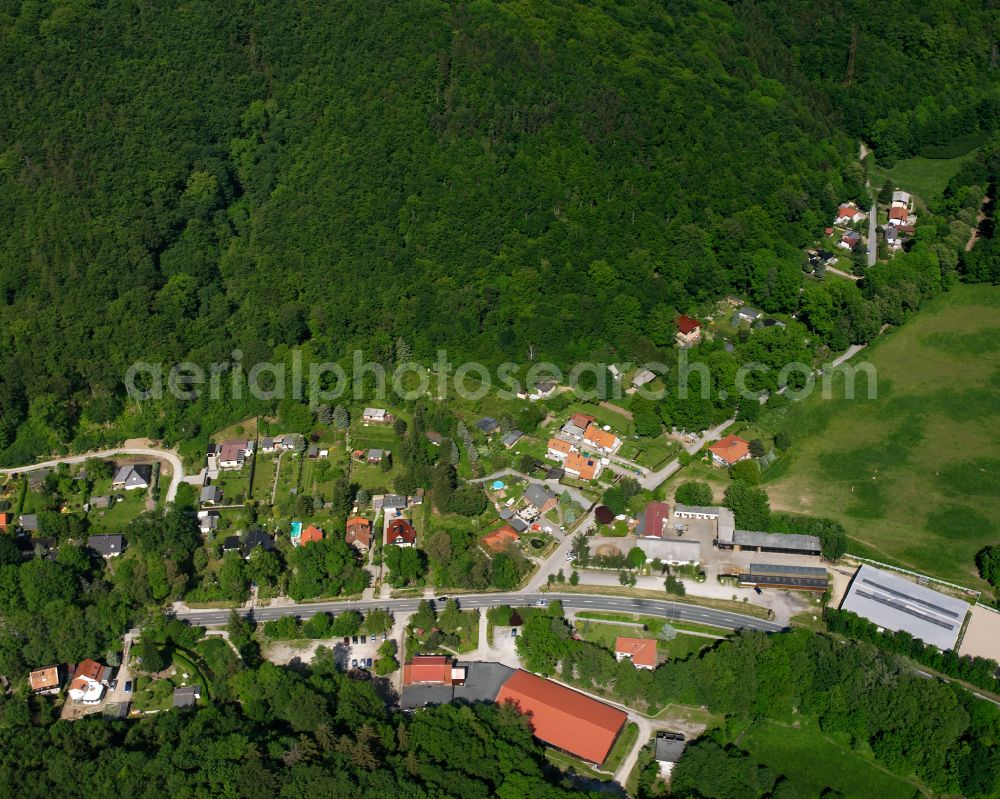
975 601 1000 615
844 553 981 598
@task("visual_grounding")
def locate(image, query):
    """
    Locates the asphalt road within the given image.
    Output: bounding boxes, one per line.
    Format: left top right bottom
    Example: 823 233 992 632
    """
173 592 785 633
867 204 878 267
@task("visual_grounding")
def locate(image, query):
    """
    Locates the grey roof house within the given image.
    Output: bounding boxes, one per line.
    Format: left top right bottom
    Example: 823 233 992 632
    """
502 430 523 449
241 529 276 558
172 684 201 709
523 484 557 511
87 534 125 558
112 464 152 490
19 514 39 532
200 486 222 505
734 306 763 324
475 417 499 434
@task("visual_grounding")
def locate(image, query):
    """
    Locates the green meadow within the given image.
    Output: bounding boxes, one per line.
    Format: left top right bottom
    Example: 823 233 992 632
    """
866 146 983 203
760 284 1000 591
732 719 922 799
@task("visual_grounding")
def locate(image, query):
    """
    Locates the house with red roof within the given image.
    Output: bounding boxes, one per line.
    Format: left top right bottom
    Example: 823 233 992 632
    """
674 315 701 347
402 655 467 686
583 424 620 454
615 637 658 669
386 518 417 548
346 516 373 552
708 434 751 466
637 502 670 538
834 204 865 225
29 665 61 694
564 451 600 481
296 524 323 547
888 205 910 225
68 659 107 704
546 437 574 461
496 670 628 765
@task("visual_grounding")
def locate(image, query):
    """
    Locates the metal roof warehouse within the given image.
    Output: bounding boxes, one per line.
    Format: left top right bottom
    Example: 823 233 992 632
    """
839 564 969 650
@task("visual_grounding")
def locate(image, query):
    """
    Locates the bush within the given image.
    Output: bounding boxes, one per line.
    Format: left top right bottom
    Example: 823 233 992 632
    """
302 612 332 639
729 459 760 485
263 616 302 640
330 611 363 637
674 481 713 506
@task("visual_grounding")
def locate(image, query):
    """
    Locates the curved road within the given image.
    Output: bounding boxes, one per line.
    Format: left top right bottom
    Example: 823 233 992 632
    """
171 591 785 633
0 446 186 503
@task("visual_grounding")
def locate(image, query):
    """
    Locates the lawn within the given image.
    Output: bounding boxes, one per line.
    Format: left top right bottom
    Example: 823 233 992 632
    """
545 749 613 781
866 147 982 204
249 455 276 501
211 467 251 505
603 721 639 774
619 437 679 470
732 718 923 799
564 402 634 436
89 490 148 531
657 458 729 505
350 422 400 452
351 461 397 492
758 284 1000 590
575 619 714 661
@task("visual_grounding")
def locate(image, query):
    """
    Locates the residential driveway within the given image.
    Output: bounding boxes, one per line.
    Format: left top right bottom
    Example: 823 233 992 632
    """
0 444 186 503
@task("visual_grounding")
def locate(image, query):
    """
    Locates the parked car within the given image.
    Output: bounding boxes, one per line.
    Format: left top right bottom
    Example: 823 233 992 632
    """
352 635 359 644
366 658 373 668
511 628 518 638
109 679 118 691
360 635 366 644
754 586 763 595
351 659 357 668
436 596 448 602
343 637 351 645
123 680 132 693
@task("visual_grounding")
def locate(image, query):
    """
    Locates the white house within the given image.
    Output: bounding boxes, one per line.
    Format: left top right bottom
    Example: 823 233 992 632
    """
834 204 865 225
68 660 107 704
363 407 390 423
631 369 656 389
215 440 253 470
546 438 574 461
891 190 911 210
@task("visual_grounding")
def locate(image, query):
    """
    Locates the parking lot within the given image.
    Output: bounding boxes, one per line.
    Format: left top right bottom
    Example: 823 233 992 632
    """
344 631 388 670
262 629 392 671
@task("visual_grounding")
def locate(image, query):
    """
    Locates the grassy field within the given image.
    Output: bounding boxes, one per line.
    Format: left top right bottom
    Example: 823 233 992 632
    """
733 719 923 799
563 402 633 436
658 459 729 504
759 284 1000 589
867 147 982 203
576 618 716 661
603 721 639 774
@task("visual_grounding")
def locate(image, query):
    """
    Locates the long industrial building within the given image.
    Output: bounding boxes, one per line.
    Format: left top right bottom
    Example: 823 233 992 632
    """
839 564 970 650
738 563 829 592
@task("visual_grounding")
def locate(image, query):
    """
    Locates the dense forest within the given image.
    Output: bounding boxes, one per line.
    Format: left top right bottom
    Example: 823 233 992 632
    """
0 649 595 798
1 0 997 464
